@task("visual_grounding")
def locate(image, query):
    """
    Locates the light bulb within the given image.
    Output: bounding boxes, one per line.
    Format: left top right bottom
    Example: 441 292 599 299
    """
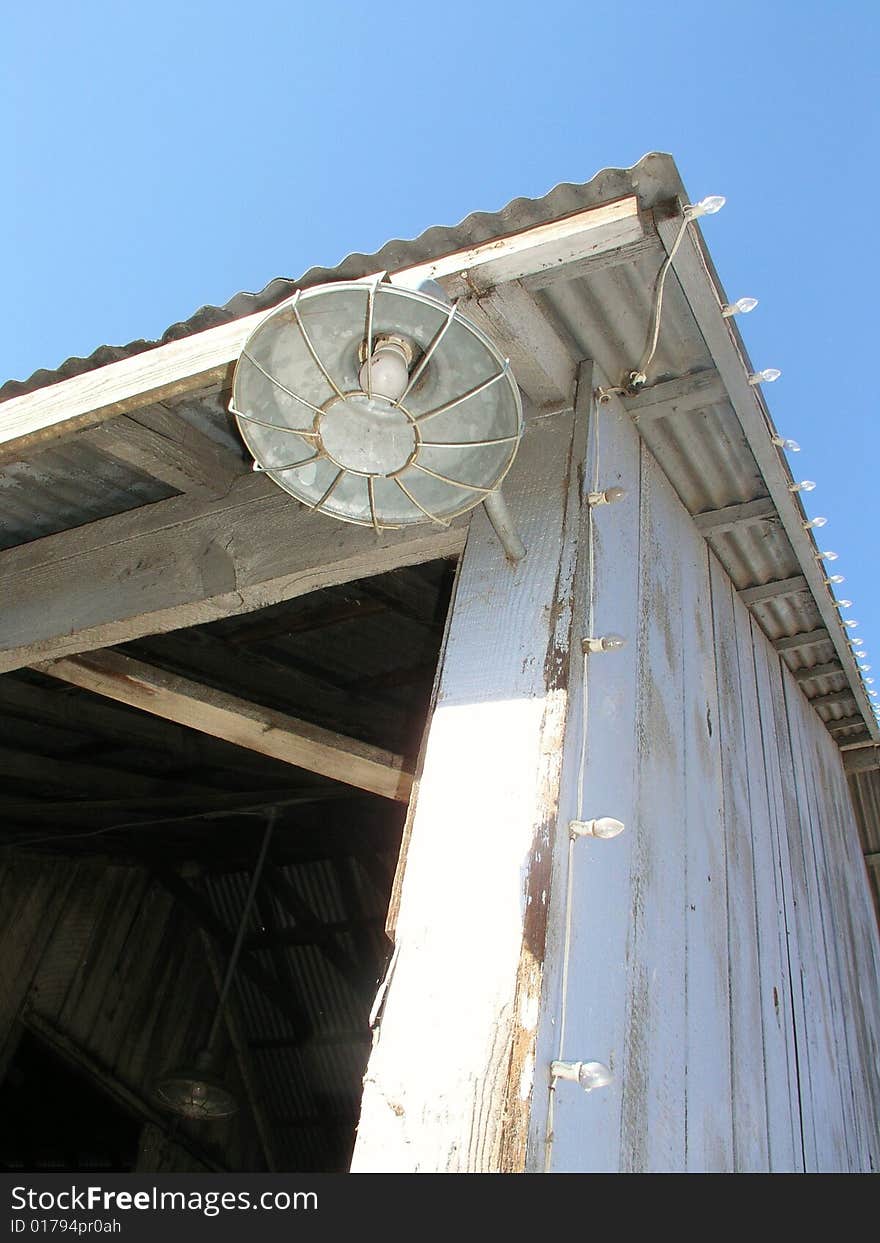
835 600 853 609
569 817 626 840
721 296 759 317
789 480 816 492
551 1060 613 1092
587 486 627 506
358 338 412 401
582 634 626 654
686 195 726 219
772 436 800 452
859 664 871 672
866 678 875 685
803 516 827 529
869 690 878 698
816 550 838 561
824 575 845 585
843 619 859 628
749 368 782 385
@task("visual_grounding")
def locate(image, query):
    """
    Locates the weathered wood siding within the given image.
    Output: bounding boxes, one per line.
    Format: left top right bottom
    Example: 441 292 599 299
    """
528 390 880 1172
0 856 262 1171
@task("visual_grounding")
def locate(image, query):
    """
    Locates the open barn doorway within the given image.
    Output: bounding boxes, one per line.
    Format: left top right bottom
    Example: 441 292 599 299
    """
0 558 456 1173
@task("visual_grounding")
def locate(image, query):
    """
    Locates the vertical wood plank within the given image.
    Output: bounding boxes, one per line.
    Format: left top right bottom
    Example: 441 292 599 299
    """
709 559 769 1170
618 443 688 1172
745 626 805 1168
526 377 641 1172
351 398 589 1172
683 542 732 1171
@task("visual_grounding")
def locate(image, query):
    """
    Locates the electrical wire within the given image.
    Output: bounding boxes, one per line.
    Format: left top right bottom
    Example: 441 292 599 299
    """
544 378 602 1173
632 215 691 386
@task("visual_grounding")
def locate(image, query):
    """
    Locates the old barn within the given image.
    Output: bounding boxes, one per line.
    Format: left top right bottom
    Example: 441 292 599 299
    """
1 153 878 1173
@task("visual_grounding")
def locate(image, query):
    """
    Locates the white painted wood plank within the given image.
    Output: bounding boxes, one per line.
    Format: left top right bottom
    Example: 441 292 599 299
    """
756 641 818 1169
749 626 805 1170
526 375 641 1172
351 405 587 1172
683 539 733 1171
618 442 688 1172
781 678 849 1170
709 558 769 1171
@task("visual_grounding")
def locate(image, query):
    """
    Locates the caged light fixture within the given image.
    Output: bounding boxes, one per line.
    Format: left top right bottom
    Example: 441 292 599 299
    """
155 814 276 1120
230 277 526 560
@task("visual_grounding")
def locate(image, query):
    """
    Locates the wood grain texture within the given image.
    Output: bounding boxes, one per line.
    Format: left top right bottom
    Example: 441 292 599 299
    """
351 390 589 1172
34 649 412 802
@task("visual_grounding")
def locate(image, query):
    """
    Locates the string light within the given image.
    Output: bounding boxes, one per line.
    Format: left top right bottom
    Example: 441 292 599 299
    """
749 368 781 385
866 678 875 685
550 1061 613 1092
684 194 726 220
815 550 838 561
843 619 859 629
859 664 871 672
789 480 816 493
582 634 627 654
835 600 854 609
824 575 845 585
569 817 626 840
802 516 827 529
772 435 801 452
721 296 758 317
586 486 626 506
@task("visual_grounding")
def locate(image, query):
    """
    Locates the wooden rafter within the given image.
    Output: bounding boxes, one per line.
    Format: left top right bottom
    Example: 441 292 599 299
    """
32 649 414 802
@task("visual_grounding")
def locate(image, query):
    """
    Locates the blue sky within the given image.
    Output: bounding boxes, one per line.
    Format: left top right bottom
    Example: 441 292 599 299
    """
3 1 878 675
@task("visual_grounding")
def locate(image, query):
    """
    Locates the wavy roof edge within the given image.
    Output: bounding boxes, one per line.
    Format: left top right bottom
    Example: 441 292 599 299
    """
0 152 684 402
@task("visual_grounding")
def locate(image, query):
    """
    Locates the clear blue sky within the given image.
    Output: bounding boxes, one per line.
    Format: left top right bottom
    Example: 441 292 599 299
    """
3 1 878 673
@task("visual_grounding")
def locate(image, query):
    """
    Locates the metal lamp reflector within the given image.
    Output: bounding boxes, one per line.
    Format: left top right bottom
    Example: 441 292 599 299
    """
230 281 524 530
155 1049 238 1120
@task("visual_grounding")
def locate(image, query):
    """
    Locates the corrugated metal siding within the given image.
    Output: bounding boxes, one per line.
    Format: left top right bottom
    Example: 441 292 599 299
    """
0 857 263 1172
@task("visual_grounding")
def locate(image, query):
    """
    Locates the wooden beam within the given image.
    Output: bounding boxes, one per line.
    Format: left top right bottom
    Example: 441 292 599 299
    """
0 469 466 672
738 575 809 606
464 282 577 408
622 369 727 421
795 661 845 684
865 852 880 868
844 748 880 774
32 649 413 802
808 689 858 710
826 715 868 733
694 498 776 536
23 1009 222 1172
774 628 829 654
521 230 664 293
0 743 217 802
0 197 641 461
84 407 244 497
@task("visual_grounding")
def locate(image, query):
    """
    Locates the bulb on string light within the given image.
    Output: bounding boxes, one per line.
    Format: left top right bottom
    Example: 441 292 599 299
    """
834 599 854 609
843 619 859 629
803 516 827 529
866 678 875 685
772 435 800 452
859 664 871 672
824 575 845 585
685 195 726 220
789 480 816 492
815 550 838 561
721 296 758 317
569 817 626 840
582 634 627 654
749 368 781 385
587 486 627 506
550 1060 613 1092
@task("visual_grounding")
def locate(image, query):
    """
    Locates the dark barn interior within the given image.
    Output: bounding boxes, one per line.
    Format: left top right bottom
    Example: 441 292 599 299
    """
0 559 455 1172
